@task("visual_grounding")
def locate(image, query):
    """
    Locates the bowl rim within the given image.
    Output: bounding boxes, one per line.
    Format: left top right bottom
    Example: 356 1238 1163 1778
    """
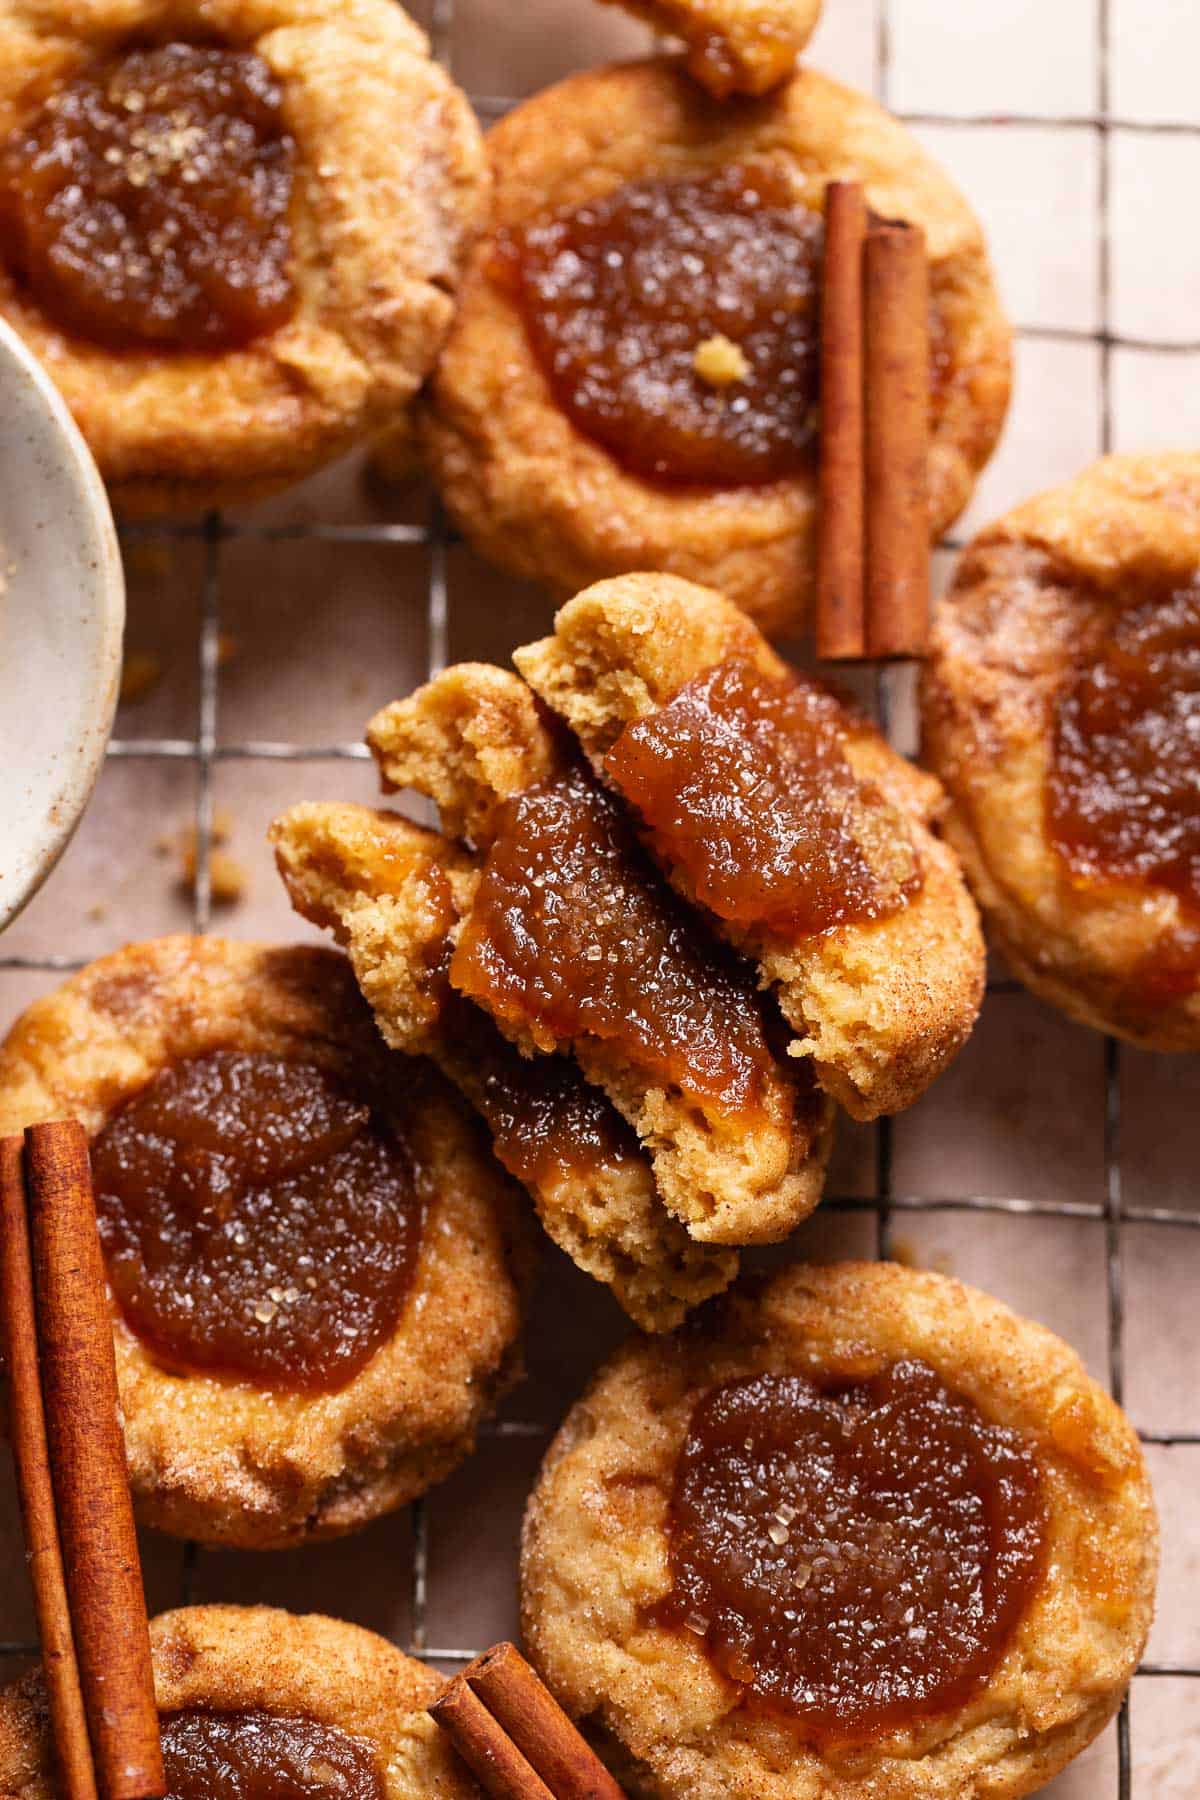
0 314 125 932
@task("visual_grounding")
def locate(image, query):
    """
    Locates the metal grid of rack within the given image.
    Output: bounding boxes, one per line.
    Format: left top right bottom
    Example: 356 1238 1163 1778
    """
1 1 1197 1793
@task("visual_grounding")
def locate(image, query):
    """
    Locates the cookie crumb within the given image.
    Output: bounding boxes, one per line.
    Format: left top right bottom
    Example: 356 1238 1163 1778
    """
693 333 750 387
181 845 247 907
170 811 246 906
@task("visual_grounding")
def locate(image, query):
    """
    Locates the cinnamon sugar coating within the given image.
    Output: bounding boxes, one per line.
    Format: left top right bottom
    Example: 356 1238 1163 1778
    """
408 58 1009 637
0 938 535 1548
521 1262 1157 1800
0 0 487 512
922 452 1200 1048
516 573 985 1119
0 1606 482 1800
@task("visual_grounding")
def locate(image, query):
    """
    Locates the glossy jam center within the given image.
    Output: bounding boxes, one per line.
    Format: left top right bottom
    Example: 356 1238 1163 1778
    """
607 654 922 936
160 1709 383 1800
450 763 781 1120
501 162 823 485
442 985 645 1191
656 1363 1045 1738
1049 581 1200 914
0 43 295 349
92 1051 420 1392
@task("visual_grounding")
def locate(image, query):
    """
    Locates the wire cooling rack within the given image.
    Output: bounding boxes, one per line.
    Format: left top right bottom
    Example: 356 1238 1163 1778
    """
2 1 1198 1794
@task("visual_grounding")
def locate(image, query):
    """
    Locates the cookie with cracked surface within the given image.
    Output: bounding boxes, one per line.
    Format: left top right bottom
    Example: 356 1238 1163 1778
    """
521 1261 1157 1800
0 936 535 1549
367 666 834 1247
922 452 1200 1048
517 572 985 1118
271 799 740 1332
0 0 487 512
0 1605 481 1800
408 57 1009 638
599 0 821 97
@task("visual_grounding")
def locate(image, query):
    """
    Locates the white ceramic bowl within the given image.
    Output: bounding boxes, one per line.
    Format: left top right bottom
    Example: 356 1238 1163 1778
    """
0 316 124 931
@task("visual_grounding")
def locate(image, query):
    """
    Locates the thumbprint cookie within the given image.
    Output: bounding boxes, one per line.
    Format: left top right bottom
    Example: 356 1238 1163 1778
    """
598 0 823 98
922 452 1200 1047
407 57 1009 637
0 0 487 512
522 1261 1157 1800
516 572 985 1118
0 937 535 1549
0 1605 482 1800
271 800 741 1332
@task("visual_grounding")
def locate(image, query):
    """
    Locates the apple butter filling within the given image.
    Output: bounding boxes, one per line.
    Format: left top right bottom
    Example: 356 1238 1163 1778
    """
1048 579 1200 998
606 653 922 936
440 981 650 1192
449 763 786 1124
654 1362 1045 1738
92 1050 420 1392
159 1709 384 1800
0 43 295 349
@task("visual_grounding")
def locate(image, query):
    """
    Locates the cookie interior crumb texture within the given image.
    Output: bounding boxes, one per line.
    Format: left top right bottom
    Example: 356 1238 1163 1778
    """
366 660 835 1246
515 573 986 1119
267 569 987 1333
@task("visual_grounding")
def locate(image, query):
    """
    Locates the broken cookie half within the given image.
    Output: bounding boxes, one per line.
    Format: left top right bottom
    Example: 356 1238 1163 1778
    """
270 800 740 1332
270 570 982 1326
515 573 986 1119
366 667 832 1248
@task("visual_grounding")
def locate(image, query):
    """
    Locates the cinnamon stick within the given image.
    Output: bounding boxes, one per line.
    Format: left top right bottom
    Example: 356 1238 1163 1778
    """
20 1120 164 1800
816 180 867 660
863 219 931 658
466 1644 626 1800
430 1643 627 1800
0 1137 98 1800
431 1674 556 1800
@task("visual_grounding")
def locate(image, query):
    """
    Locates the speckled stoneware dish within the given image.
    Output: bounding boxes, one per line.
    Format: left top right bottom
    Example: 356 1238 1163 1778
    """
0 315 124 930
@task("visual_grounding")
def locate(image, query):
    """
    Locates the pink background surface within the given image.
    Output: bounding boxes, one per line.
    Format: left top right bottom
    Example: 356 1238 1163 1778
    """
2 1 1199 1792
